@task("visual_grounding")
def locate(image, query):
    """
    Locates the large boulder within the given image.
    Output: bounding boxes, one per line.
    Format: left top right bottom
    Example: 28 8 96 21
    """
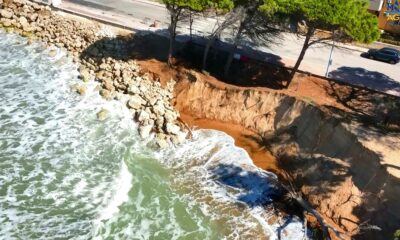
165 123 181 135
103 79 114 91
79 68 92 82
127 95 145 110
139 124 153 139
137 109 150 123
2 19 12 27
29 13 38 22
152 101 165 116
127 84 140 95
155 134 168 148
164 109 178 122
19 16 28 27
0 10 13 19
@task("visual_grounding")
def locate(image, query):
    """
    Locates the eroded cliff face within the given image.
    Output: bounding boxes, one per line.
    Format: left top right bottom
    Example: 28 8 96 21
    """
174 77 400 240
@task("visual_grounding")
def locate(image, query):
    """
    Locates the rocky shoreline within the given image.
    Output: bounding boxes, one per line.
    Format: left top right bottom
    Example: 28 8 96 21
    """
0 0 187 147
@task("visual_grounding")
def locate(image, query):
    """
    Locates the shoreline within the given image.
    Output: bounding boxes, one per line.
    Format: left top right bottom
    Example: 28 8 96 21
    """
180 112 281 175
2 1 400 239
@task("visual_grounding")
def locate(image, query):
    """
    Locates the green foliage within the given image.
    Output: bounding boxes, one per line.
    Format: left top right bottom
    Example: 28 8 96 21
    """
161 0 204 11
209 0 234 11
260 0 380 44
394 229 400 240
162 0 233 12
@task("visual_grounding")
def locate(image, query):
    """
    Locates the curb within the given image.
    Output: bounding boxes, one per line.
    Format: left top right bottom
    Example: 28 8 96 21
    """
131 0 165 8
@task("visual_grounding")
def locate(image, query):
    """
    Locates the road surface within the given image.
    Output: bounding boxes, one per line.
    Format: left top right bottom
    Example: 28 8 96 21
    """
58 0 400 96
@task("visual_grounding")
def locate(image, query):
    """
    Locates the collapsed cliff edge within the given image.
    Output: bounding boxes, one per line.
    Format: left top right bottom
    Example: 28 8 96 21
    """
168 69 400 240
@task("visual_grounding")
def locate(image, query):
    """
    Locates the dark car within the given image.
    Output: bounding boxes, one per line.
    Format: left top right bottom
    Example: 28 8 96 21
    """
365 47 400 64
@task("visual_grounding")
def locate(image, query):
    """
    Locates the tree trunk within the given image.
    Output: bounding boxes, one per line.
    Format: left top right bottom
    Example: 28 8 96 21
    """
168 30 174 66
287 27 314 87
202 34 218 70
202 8 240 71
167 9 180 67
224 49 236 76
224 24 244 77
189 11 193 41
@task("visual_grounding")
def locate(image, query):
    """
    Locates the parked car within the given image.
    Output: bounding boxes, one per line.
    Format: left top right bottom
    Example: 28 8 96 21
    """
365 47 400 64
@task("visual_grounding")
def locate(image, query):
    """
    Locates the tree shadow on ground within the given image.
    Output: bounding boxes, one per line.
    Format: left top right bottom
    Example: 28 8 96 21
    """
80 29 290 89
328 66 400 96
319 79 400 132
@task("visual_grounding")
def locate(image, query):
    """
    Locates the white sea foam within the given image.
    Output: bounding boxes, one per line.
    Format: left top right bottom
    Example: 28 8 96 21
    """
97 161 133 221
0 31 305 240
0 32 136 239
159 130 307 240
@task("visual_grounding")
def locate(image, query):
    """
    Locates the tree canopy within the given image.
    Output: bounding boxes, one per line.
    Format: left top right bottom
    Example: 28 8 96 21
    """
260 0 380 83
162 0 234 65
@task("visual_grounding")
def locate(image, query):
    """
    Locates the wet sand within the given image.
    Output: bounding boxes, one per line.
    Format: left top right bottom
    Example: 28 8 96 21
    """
180 113 281 175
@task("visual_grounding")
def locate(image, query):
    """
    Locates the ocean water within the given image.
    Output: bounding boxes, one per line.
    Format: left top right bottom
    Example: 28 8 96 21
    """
0 31 305 240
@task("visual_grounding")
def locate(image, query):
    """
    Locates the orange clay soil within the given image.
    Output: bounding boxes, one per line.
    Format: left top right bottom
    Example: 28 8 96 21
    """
137 59 391 173
179 112 280 173
138 58 390 115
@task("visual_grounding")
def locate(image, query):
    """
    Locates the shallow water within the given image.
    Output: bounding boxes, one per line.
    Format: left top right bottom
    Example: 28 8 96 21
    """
0 31 305 240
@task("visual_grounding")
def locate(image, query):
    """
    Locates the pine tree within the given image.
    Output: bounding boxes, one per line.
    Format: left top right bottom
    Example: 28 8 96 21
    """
261 0 381 86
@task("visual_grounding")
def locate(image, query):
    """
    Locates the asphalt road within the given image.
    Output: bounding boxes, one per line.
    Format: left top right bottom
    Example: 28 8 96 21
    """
61 0 400 96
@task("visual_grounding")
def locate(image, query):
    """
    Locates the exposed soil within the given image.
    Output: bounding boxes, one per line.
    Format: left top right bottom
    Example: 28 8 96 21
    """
94 30 400 239
180 113 280 174
137 57 400 240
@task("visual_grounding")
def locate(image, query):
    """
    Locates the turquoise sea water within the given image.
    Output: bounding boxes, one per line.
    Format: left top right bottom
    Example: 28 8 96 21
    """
0 31 304 240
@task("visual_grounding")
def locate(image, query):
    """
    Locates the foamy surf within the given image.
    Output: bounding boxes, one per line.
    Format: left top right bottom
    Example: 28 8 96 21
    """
0 31 305 240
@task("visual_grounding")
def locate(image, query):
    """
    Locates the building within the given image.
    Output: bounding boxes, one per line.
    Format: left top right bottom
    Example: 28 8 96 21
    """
369 0 400 34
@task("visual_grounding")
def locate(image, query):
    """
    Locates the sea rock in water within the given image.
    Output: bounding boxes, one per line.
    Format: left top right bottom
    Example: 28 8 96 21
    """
76 84 87 96
80 68 91 82
155 134 168 148
48 49 57 57
165 123 181 135
139 124 153 139
99 89 113 100
96 109 109 121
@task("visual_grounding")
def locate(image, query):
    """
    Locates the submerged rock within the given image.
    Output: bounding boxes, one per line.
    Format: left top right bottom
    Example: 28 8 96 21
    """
48 49 57 57
96 108 109 121
99 89 113 100
76 84 86 96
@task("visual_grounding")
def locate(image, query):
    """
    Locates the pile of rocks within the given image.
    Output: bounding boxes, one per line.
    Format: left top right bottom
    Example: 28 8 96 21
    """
0 0 187 147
